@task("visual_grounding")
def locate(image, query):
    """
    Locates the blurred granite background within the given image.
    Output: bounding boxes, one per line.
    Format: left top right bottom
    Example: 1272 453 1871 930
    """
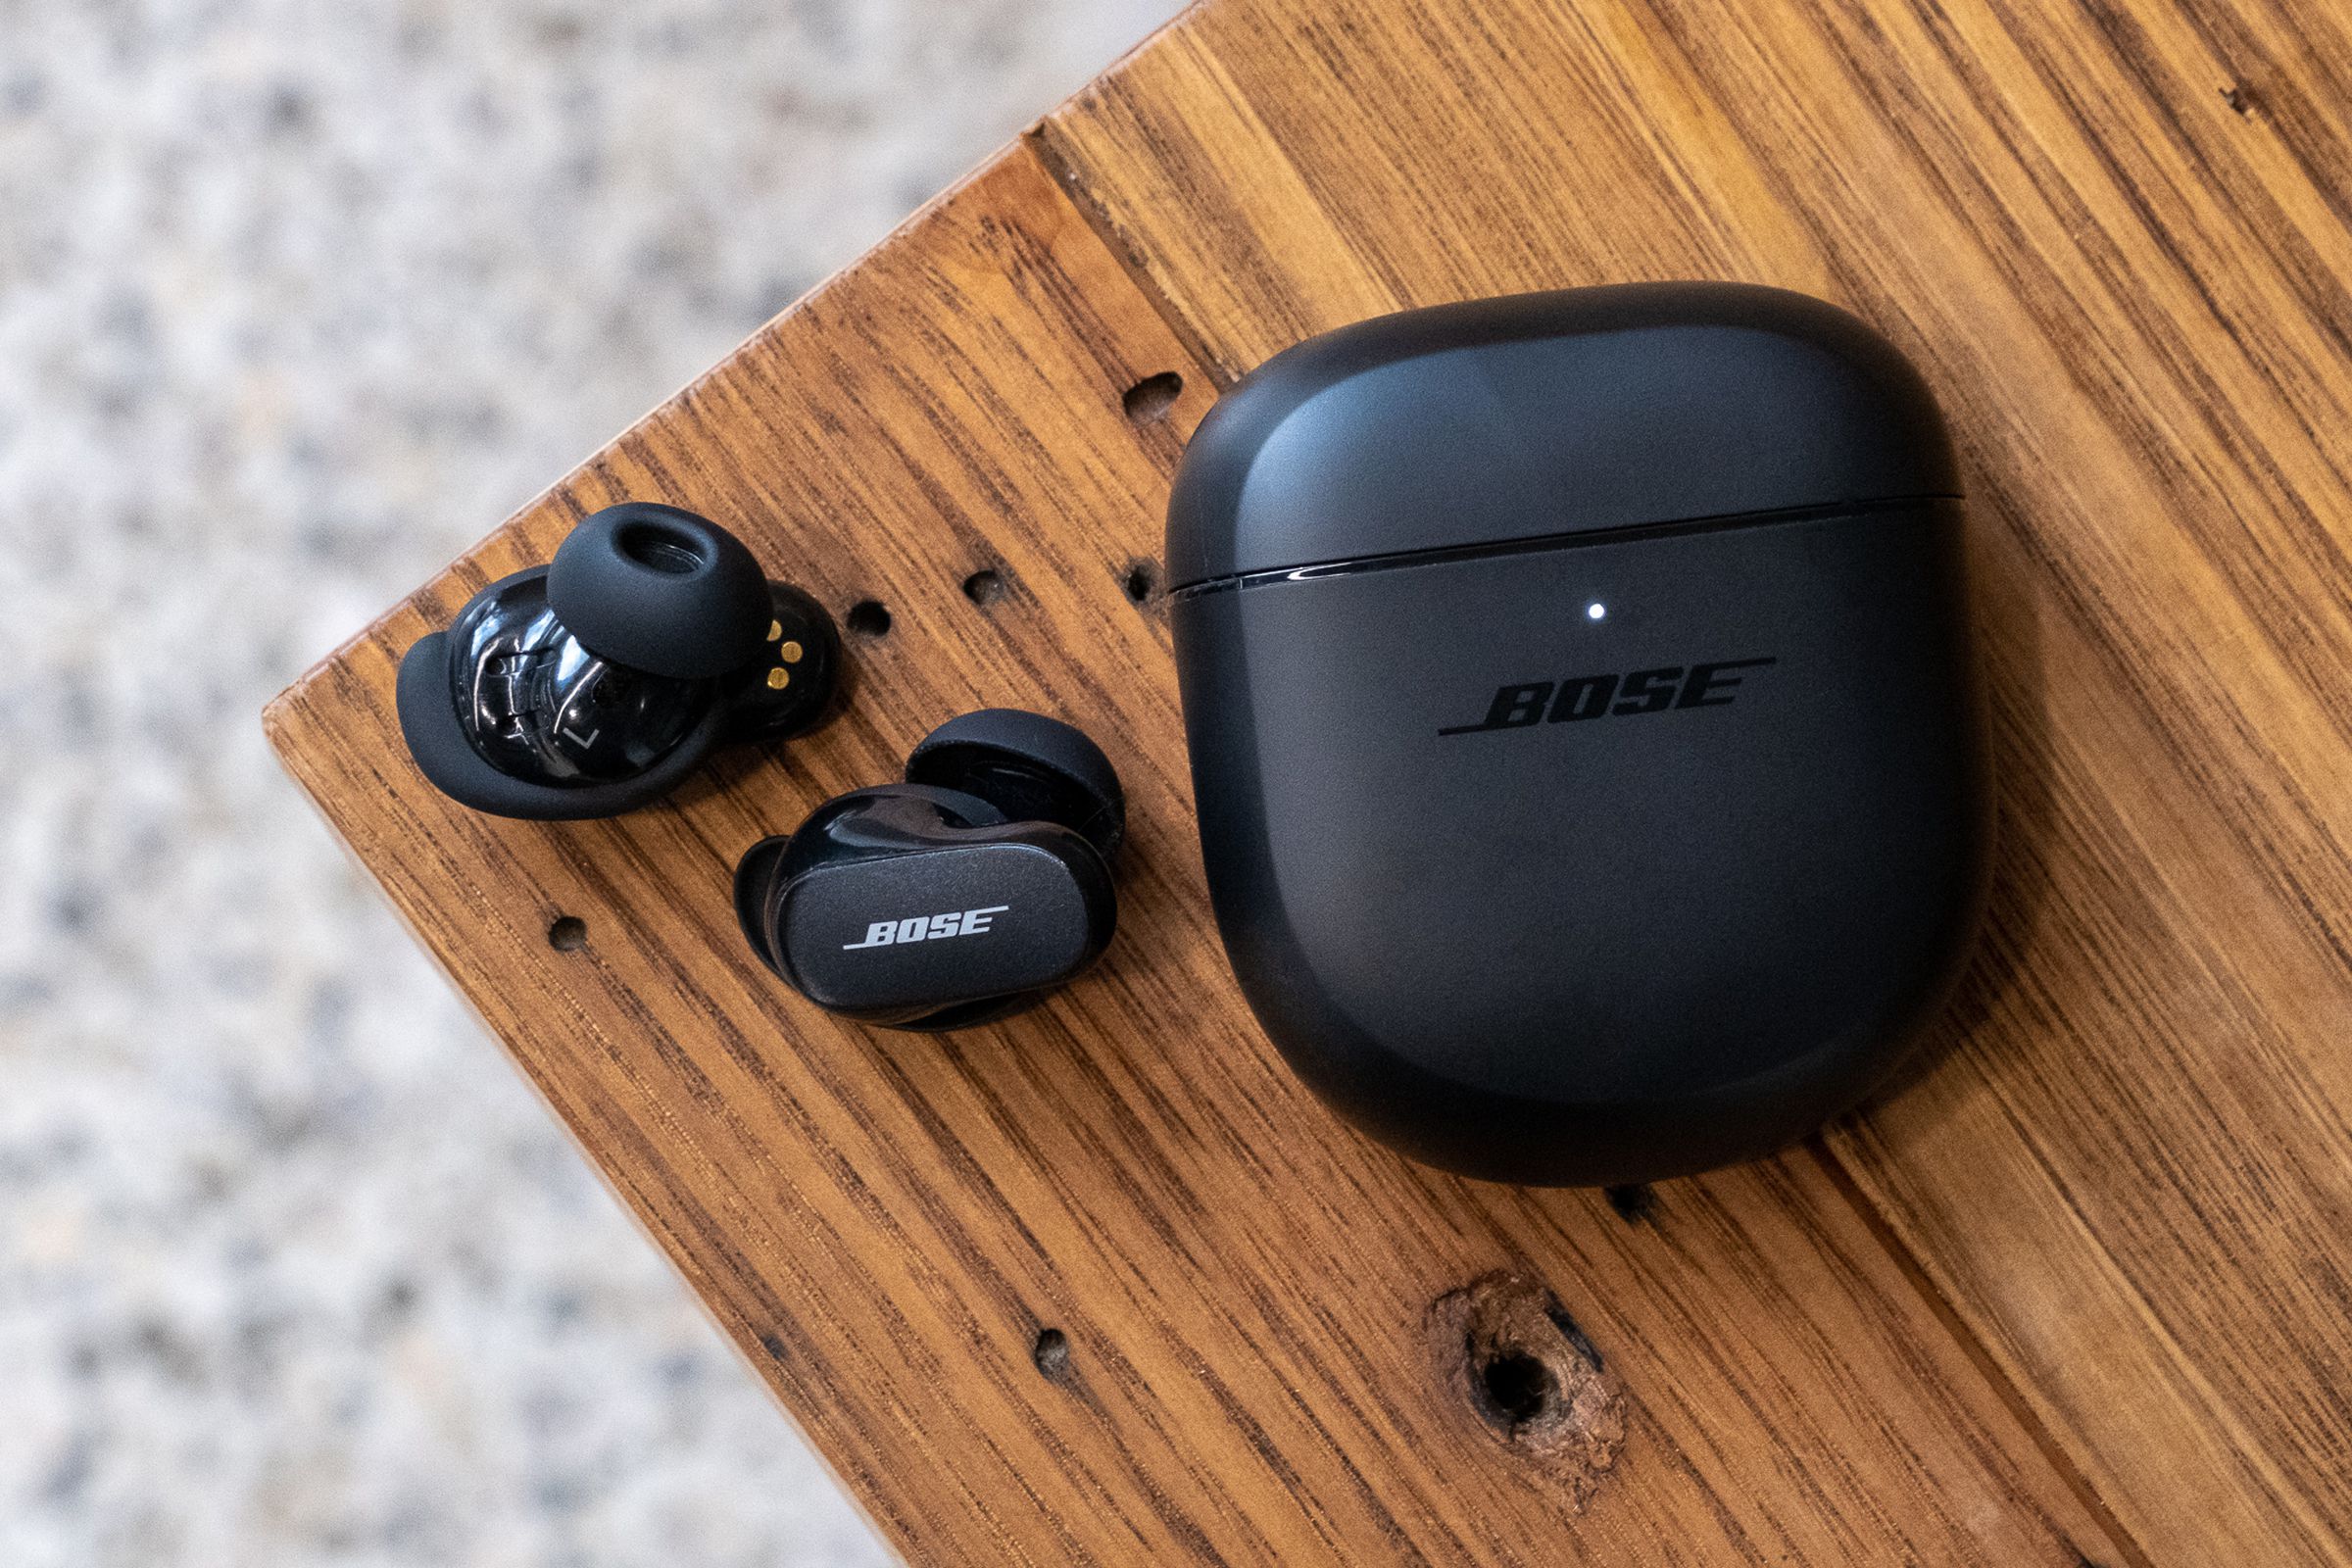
0 1 1181 1562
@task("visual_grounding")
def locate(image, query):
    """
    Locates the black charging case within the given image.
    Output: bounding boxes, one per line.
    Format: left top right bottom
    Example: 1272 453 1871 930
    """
1166 283 1989 1186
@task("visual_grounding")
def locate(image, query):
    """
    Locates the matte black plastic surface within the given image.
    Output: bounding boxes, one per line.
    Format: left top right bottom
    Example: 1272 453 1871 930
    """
1165 282 1958 589
1168 284 1988 1185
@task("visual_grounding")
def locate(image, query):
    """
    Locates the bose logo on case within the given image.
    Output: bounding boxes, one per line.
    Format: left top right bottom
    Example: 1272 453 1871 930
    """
1440 658 1777 736
843 905 1010 951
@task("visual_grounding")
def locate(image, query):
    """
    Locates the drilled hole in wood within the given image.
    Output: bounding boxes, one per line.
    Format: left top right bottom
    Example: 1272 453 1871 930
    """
1603 1183 1656 1225
2223 82 2254 115
547 916 587 952
846 600 892 637
962 568 1005 607
1121 370 1183 424
1031 1327 1070 1379
1121 559 1158 605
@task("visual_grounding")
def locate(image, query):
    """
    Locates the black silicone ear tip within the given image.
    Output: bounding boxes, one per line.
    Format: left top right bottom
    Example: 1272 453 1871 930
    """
734 834 793 974
397 630 514 808
396 626 727 819
904 709 1126 860
547 503 772 680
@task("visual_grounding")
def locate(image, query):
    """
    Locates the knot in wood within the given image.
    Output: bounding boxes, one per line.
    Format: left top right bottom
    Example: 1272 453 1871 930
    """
1428 1272 1624 1504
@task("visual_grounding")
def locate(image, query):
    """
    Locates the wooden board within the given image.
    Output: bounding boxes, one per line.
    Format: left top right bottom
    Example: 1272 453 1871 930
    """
260 0 2352 1561
1041 0 2352 1562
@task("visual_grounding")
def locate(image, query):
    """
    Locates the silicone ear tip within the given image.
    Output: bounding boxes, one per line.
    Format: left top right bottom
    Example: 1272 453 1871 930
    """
905 709 1126 858
547 503 772 680
397 629 539 815
734 835 793 973
395 627 726 820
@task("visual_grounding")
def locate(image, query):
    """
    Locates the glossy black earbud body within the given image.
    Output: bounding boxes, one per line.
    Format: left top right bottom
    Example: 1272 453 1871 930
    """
735 710 1124 1031
397 503 839 819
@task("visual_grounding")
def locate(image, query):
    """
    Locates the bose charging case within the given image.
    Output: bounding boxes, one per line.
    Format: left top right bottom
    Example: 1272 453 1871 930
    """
1166 283 1989 1186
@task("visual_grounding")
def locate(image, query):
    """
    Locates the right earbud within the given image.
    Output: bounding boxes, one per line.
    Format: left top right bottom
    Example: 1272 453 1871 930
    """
735 710 1124 1031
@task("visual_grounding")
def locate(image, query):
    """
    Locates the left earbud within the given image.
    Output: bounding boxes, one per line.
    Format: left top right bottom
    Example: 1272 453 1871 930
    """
735 710 1124 1031
396 503 839 819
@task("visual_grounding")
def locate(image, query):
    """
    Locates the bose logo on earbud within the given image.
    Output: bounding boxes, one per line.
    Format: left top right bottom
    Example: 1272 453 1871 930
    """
843 906 1010 950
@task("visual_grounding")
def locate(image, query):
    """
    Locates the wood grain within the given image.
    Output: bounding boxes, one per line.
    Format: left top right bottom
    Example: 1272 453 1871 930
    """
1042 0 2352 1562
264 139 2138 1561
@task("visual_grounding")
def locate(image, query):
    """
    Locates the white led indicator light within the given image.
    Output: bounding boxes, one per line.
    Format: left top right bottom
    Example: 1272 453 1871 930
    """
1586 601 1607 621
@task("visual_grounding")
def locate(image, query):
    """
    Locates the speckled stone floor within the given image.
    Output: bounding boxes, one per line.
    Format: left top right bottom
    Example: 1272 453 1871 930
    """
0 2 1180 1562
